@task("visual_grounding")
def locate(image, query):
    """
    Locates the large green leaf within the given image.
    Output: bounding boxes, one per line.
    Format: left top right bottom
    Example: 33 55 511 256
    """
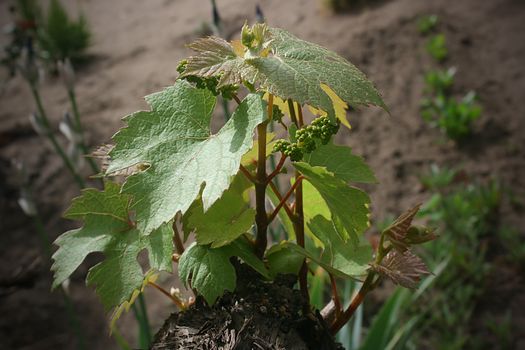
178 243 236 305
107 81 266 234
52 183 173 311
179 238 270 304
183 24 386 116
265 242 304 278
293 162 370 245
267 241 363 280
250 27 386 112
183 174 255 248
308 215 372 277
303 143 377 184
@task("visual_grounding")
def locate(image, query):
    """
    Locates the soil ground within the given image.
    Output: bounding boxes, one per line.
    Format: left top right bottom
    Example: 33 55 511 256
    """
1 0 524 349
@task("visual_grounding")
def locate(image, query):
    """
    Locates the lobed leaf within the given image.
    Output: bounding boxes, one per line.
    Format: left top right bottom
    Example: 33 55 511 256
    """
52 183 173 311
179 238 270 304
178 243 236 305
183 174 255 248
107 81 266 234
372 250 430 289
183 24 387 120
308 215 372 277
303 143 377 184
293 162 370 245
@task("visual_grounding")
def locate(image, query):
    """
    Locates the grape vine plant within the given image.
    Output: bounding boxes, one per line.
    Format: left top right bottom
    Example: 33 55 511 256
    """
51 23 436 337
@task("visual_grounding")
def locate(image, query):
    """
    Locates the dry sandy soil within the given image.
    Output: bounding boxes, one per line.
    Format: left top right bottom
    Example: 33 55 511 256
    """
1 0 524 349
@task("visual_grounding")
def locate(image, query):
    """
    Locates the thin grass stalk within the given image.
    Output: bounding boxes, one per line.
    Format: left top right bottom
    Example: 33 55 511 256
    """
29 84 85 188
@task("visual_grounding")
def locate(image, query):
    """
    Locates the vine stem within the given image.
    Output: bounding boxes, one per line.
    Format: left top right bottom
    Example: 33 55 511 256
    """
329 273 342 317
268 181 294 220
267 176 304 223
330 272 376 334
172 222 185 255
289 101 309 308
149 281 186 309
239 164 256 184
266 153 286 184
253 95 273 258
232 94 242 105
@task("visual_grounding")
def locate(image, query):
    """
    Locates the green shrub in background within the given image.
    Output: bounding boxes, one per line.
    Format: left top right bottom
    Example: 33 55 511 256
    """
426 34 448 62
37 0 90 63
421 91 481 141
417 15 438 35
424 67 456 95
413 167 501 349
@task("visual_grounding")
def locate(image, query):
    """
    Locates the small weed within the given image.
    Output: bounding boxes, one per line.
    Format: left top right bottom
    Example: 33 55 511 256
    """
418 15 439 35
426 34 448 62
421 91 481 140
497 227 525 267
424 67 456 95
406 168 502 348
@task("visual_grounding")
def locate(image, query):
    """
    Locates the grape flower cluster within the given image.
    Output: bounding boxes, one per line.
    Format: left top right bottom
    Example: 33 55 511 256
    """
273 115 340 161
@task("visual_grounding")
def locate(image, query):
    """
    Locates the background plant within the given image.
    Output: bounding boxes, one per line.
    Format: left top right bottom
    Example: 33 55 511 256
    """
50 22 437 341
418 16 482 141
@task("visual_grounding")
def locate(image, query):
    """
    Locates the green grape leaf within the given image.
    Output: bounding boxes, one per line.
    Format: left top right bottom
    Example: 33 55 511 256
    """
107 80 266 234
268 241 364 280
222 237 270 279
179 243 236 305
308 215 372 277
249 27 386 112
303 143 377 184
179 238 270 304
302 180 330 246
183 174 255 248
265 242 304 278
293 162 370 245
183 25 386 118
182 36 258 87
52 183 173 311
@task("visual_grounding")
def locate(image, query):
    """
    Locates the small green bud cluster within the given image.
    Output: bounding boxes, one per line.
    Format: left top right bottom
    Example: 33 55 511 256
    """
273 139 303 161
176 60 238 100
273 115 340 161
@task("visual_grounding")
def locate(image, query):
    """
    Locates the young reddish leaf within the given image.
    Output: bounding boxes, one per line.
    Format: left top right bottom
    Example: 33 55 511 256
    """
383 204 422 242
372 250 430 289
404 225 438 245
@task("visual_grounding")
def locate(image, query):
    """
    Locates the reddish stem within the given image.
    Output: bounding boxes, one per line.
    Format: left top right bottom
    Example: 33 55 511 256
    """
266 153 287 184
268 181 294 220
267 176 304 223
330 273 375 334
149 281 186 309
173 222 185 255
329 273 342 317
239 164 256 184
